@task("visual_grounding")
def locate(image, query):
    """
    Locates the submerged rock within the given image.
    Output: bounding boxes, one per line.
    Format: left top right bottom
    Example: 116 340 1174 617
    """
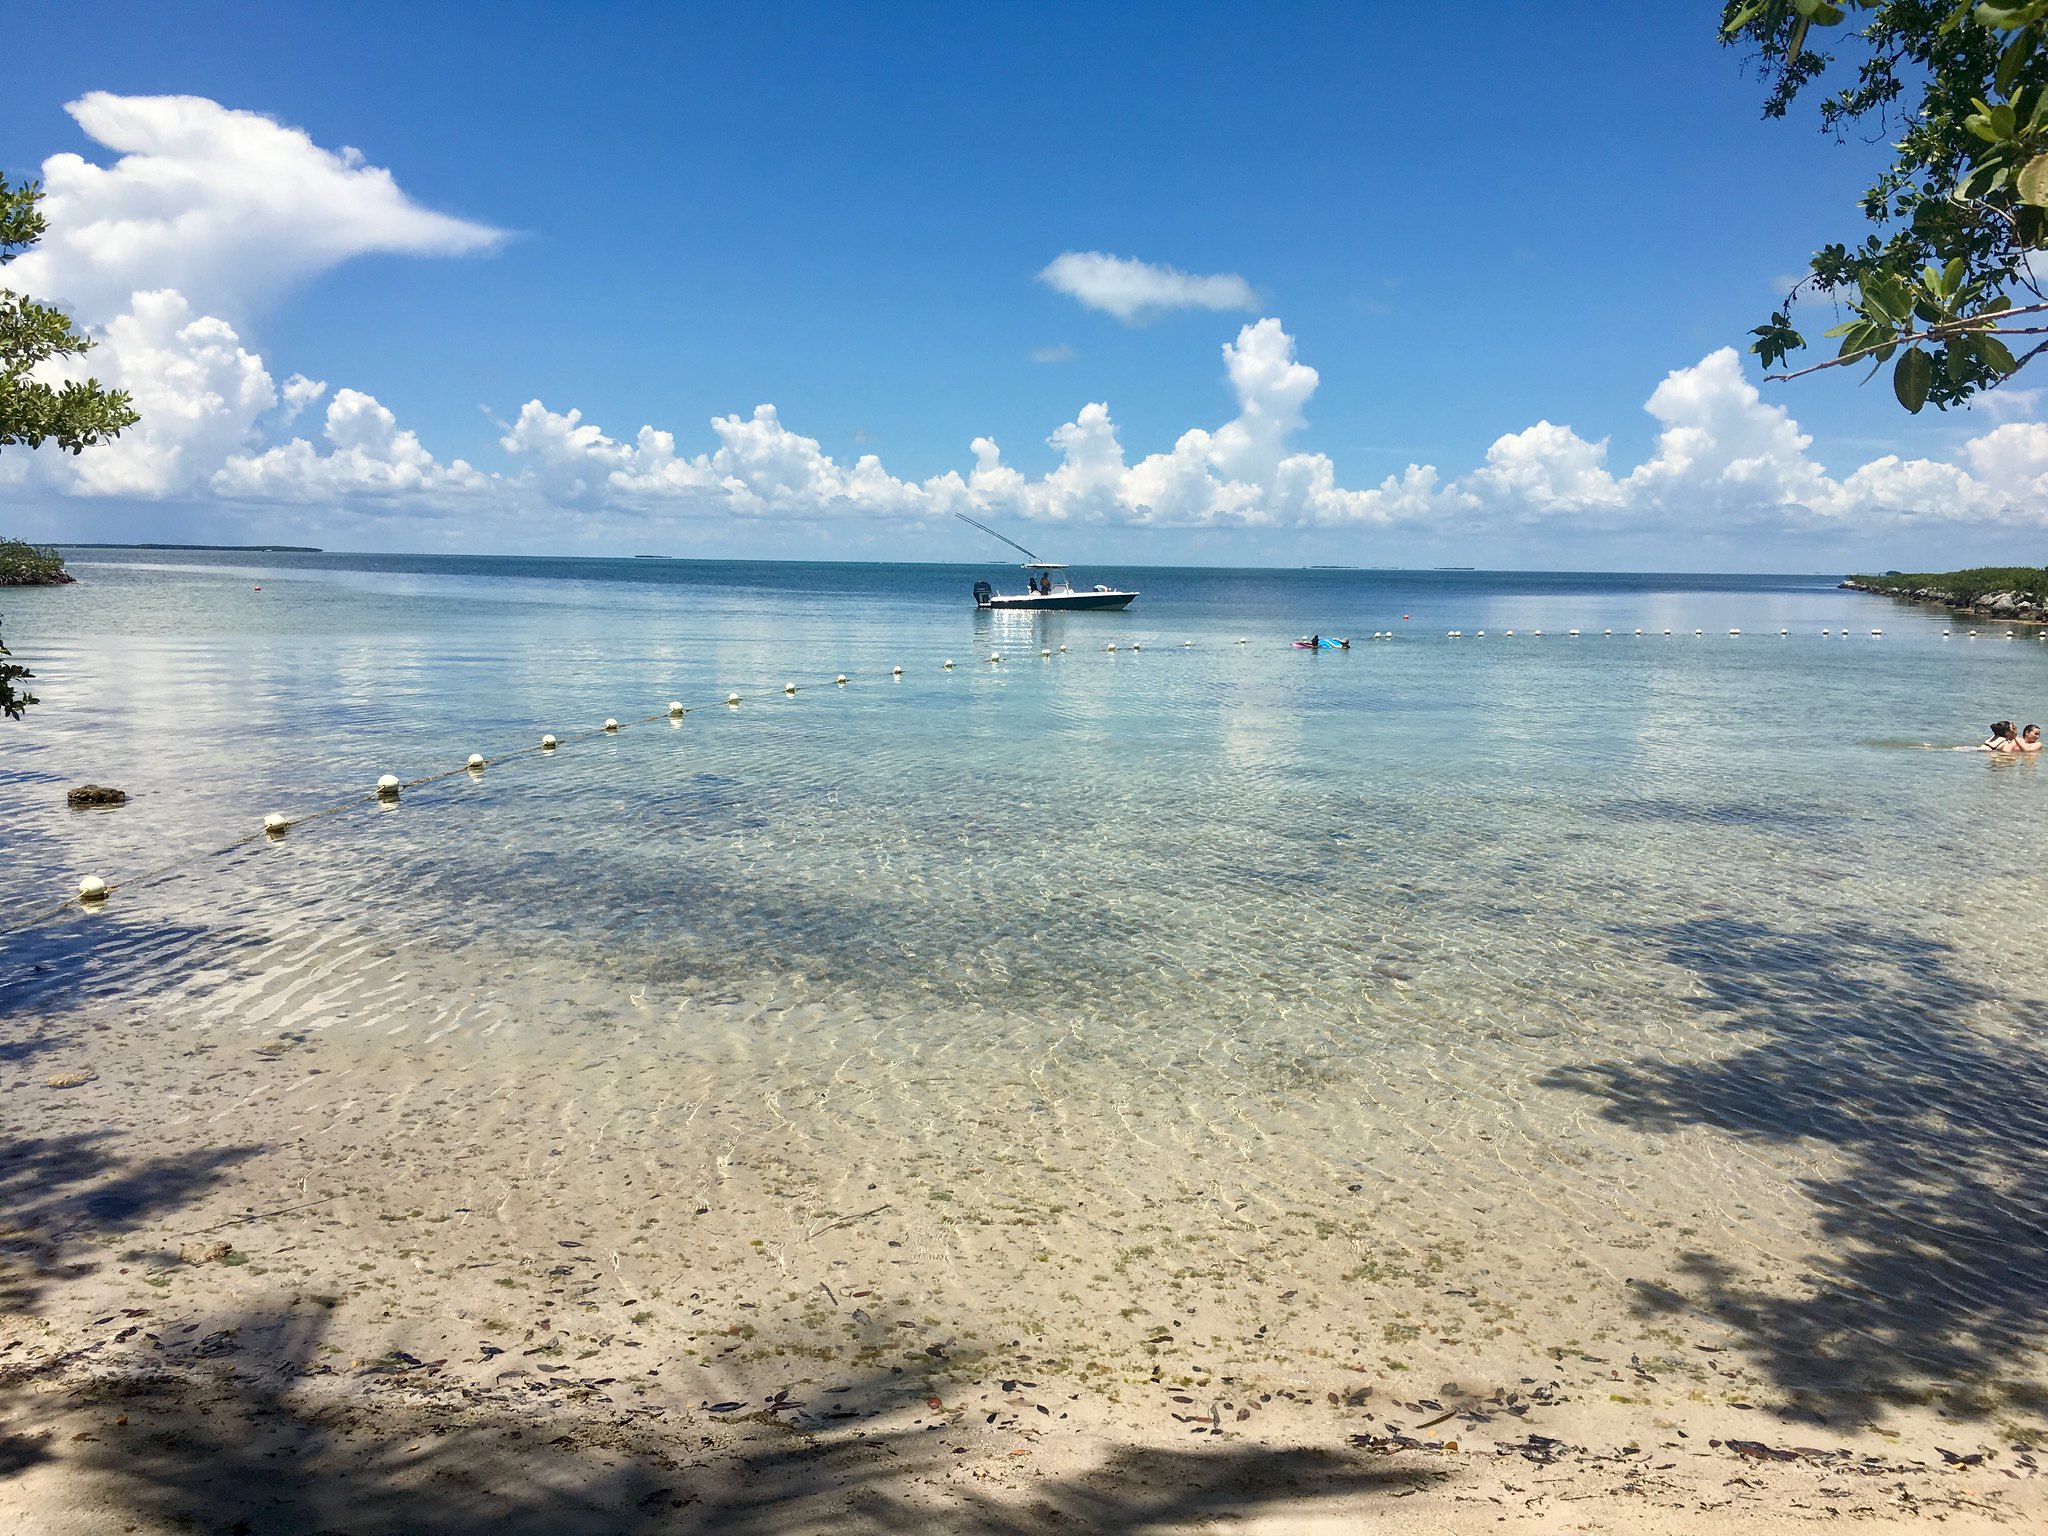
66 784 127 807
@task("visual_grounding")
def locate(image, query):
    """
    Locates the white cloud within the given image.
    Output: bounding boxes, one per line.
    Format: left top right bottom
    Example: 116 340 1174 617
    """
6 94 2043 550
1038 251 1258 323
6 92 502 507
13 92 503 328
278 373 328 424
213 388 484 503
5 289 275 498
1029 343 1076 364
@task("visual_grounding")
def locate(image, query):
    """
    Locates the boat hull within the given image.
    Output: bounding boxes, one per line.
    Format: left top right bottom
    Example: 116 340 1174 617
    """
980 590 1138 611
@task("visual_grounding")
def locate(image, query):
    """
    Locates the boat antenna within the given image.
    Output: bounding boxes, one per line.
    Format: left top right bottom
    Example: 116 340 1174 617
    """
952 510 1039 563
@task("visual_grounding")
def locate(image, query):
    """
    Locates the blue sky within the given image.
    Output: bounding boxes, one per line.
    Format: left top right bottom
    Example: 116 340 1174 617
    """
3 1 2040 569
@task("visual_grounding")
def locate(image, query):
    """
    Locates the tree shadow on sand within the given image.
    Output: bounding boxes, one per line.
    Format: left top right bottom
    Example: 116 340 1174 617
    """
7 1303 1439 1535
0 1128 261 1482
1544 913 2048 1422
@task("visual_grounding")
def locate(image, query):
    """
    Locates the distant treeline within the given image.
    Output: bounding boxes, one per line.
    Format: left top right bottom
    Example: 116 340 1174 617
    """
60 542 323 552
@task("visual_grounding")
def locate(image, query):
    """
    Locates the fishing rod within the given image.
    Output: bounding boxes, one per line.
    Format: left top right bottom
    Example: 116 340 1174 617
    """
952 510 1040 563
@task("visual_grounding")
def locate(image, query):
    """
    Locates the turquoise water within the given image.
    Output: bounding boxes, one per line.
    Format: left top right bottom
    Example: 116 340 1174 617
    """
5 551 2048 1418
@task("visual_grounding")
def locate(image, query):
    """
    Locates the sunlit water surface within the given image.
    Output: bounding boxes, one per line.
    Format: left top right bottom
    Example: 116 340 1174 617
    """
5 552 2047 1414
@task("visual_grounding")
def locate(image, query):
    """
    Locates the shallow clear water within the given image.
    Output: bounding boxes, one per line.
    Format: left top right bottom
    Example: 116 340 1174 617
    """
5 551 2048 1416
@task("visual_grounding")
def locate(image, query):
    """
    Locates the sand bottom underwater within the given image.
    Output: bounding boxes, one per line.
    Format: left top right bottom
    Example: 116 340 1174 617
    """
2 910 2045 1534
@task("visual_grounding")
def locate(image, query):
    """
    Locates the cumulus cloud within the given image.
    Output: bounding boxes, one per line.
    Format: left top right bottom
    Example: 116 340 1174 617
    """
13 92 503 328
5 92 503 506
5 95 2042 548
213 388 485 503
1038 251 1258 323
4 289 275 499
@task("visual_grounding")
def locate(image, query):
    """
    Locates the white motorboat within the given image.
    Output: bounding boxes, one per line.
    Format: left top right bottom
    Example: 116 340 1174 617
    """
956 513 1138 611
974 564 1138 611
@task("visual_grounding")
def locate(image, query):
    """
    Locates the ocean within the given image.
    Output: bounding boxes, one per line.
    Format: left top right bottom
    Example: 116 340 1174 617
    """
3 549 2045 1429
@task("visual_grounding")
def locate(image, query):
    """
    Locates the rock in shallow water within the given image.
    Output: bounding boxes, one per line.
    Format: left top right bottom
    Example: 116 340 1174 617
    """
66 784 127 806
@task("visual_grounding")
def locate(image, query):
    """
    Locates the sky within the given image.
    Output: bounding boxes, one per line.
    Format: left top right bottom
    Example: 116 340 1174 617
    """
3 0 2045 571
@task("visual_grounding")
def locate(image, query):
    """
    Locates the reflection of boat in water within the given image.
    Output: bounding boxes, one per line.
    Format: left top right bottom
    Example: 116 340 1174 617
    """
956 513 1137 612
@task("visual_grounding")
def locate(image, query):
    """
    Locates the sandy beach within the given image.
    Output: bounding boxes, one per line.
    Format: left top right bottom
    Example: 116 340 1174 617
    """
3 933 2041 1533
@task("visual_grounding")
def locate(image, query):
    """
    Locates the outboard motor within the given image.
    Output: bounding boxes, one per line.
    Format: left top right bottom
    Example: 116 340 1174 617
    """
972 580 993 608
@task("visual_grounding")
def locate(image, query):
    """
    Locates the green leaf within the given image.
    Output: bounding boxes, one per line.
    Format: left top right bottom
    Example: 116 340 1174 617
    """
1980 333 2020 374
2018 150 2048 205
1861 272 1911 322
1894 347 1933 412
1998 27 2034 93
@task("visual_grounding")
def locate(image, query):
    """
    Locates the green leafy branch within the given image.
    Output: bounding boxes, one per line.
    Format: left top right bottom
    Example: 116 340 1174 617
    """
0 175 137 453
1724 0 2048 408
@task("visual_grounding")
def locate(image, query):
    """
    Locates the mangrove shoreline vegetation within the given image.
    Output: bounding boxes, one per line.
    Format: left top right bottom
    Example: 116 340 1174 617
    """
0 536 71 587
1844 564 2048 618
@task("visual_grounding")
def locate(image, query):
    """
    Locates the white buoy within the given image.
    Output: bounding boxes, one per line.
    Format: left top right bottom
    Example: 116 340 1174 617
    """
263 813 289 836
1132 642 1142 651
892 665 903 675
1041 648 1051 658
1694 629 1703 637
1059 644 1068 652
784 682 797 694
989 653 1001 663
1107 643 1117 652
541 734 558 750
1447 629 1458 637
1729 629 1741 636
669 700 684 716
1870 629 1883 637
1568 628 1580 637
944 659 955 669
78 875 108 904
1943 631 1951 638
727 691 741 705
1603 629 1612 636
1183 639 1192 648
1237 637 1247 645
467 753 486 771
1533 629 1543 636
604 718 619 732
1663 629 1672 636
836 674 848 685
1505 629 1514 637
1476 630 1486 638
1634 628 1643 636
1779 629 1788 636
2007 632 2016 639
377 774 401 800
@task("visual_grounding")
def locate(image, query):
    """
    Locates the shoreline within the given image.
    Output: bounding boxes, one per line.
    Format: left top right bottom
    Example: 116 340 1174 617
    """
1841 572 2048 625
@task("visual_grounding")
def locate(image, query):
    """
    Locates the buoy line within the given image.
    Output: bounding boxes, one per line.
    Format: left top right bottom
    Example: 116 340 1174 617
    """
0 666 911 934
6 641 1220 931
0 623 1970 933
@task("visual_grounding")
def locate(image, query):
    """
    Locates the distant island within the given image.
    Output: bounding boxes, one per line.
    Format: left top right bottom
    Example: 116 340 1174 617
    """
60 542 323 553
1842 566 2048 622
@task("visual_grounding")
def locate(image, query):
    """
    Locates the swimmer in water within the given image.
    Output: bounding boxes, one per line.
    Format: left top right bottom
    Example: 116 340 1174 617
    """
2023 724 2042 754
1977 720 2020 752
